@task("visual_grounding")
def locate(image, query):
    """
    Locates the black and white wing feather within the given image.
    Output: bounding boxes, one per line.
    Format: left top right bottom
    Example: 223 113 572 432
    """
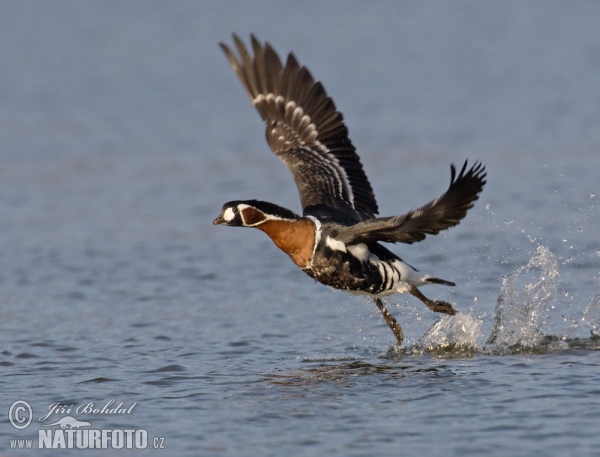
220 34 378 222
334 161 487 245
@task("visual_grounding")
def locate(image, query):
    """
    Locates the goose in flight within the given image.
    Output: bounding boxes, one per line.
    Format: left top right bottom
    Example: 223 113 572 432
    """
214 34 486 344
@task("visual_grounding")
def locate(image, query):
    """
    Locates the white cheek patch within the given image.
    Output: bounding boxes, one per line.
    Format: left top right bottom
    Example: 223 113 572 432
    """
223 207 235 222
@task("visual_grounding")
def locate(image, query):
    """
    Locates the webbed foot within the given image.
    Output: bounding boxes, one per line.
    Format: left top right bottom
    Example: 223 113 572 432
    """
408 286 458 315
427 300 457 315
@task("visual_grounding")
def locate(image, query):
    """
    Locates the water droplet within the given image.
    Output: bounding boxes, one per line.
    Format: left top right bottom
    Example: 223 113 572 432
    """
485 203 490 210
591 192 596 198
596 249 600 257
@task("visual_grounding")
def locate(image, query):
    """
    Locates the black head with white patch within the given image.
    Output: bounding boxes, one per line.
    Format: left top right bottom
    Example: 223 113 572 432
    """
213 200 300 227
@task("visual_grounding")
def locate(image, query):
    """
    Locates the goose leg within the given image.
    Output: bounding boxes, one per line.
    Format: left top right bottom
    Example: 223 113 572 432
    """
374 298 404 344
408 285 457 315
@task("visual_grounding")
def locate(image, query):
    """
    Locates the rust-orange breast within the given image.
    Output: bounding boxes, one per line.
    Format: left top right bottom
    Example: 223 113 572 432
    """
256 219 315 268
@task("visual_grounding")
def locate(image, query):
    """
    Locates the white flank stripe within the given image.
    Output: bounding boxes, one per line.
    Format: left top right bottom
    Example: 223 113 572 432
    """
347 244 370 261
325 236 347 253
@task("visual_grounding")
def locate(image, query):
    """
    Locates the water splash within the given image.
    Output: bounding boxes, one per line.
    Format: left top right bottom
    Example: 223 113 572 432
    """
486 245 558 351
404 245 600 357
582 293 600 336
410 313 481 356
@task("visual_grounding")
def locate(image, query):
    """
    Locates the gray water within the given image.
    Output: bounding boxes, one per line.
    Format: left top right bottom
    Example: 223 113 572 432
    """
1 2 600 456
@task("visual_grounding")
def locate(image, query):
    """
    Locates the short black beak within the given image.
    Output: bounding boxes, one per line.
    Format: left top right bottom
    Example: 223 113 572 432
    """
213 214 225 225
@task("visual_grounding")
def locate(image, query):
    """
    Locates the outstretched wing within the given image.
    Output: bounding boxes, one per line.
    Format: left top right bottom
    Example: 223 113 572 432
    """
334 161 487 245
220 34 378 222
